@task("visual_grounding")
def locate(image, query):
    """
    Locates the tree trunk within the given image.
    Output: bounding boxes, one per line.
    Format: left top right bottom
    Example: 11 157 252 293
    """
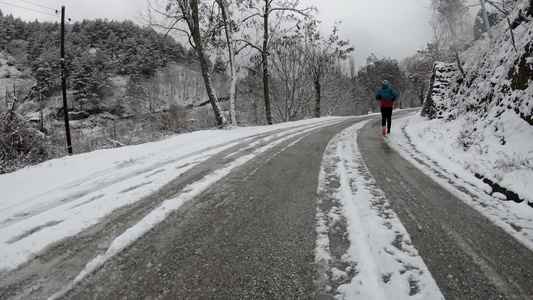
262 0 273 125
217 0 237 125
453 51 465 78
186 0 227 127
314 72 321 118
479 0 493 39
198 49 227 126
447 21 465 78
418 84 426 106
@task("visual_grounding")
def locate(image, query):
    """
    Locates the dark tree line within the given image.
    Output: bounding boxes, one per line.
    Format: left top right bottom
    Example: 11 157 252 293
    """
1 10 195 103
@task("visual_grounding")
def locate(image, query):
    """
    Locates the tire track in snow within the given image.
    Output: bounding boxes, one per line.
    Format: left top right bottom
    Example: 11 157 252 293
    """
315 121 443 300
1 119 344 275
359 118 533 299
388 118 533 251
0 119 346 300
47 118 343 299
0 146 220 228
0 123 309 229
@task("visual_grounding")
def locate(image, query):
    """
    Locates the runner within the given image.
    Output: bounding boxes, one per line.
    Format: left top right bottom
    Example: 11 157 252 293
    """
375 80 398 135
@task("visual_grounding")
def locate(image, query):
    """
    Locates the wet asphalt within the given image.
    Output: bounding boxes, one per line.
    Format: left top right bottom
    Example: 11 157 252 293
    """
61 119 360 300
2 113 532 300
358 117 533 300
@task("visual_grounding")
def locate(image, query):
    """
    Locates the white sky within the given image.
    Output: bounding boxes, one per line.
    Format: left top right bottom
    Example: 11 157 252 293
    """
1 112 532 298
305 0 435 67
0 0 436 67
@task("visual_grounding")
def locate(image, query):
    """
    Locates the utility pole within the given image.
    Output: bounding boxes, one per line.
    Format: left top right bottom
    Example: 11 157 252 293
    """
39 81 44 132
11 83 17 113
60 5 73 155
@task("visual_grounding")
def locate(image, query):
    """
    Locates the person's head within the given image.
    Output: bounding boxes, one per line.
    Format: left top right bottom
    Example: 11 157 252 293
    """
381 80 389 88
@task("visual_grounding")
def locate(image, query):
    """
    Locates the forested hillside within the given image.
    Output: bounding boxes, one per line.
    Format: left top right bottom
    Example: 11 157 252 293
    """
0 13 197 95
0 12 233 173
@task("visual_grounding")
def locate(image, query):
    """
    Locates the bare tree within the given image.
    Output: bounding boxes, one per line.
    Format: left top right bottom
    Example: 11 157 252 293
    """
214 0 238 125
319 62 354 116
428 17 448 62
302 21 353 118
479 0 494 39
238 0 314 124
0 108 48 174
236 63 266 125
205 0 239 125
269 36 312 121
431 0 471 78
146 0 227 126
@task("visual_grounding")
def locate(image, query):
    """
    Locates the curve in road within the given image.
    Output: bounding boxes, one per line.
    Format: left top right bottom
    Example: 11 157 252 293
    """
358 117 533 300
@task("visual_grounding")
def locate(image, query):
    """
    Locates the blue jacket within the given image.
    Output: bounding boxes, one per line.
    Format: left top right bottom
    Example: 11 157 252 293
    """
375 84 398 101
375 84 398 108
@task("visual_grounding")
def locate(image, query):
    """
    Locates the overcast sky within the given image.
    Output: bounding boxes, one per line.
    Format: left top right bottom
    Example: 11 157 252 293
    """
0 0 435 68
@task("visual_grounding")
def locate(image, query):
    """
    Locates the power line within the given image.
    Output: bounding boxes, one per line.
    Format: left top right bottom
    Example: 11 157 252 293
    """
415 0 432 10
20 0 56 11
0 1 59 17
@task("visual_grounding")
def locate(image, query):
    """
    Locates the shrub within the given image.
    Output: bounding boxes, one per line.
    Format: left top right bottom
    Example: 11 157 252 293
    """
162 104 189 133
0 109 49 174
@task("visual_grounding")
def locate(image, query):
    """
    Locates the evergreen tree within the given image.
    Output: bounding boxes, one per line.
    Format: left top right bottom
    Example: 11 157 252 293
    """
473 9 499 40
71 49 111 110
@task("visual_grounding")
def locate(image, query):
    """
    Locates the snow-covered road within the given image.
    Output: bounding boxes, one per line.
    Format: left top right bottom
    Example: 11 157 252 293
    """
1 112 532 299
315 120 442 299
1 117 345 273
359 118 533 300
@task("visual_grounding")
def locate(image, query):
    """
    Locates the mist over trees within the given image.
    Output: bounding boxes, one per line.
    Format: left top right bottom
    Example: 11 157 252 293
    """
430 0 471 77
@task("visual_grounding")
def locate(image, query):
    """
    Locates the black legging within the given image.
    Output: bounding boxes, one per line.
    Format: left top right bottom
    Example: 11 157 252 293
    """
381 107 393 130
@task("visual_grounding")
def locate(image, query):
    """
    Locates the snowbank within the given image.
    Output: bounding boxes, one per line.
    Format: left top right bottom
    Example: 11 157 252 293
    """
421 0 533 204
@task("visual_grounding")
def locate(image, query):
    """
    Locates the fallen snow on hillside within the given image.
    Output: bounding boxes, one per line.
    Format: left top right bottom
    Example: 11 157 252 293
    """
0 52 29 109
426 0 533 205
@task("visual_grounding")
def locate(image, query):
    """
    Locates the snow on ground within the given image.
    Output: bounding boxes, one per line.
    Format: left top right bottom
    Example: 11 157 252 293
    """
316 120 444 299
424 0 533 208
314 108 532 299
1 110 532 299
0 52 30 109
387 111 533 252
0 117 345 274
